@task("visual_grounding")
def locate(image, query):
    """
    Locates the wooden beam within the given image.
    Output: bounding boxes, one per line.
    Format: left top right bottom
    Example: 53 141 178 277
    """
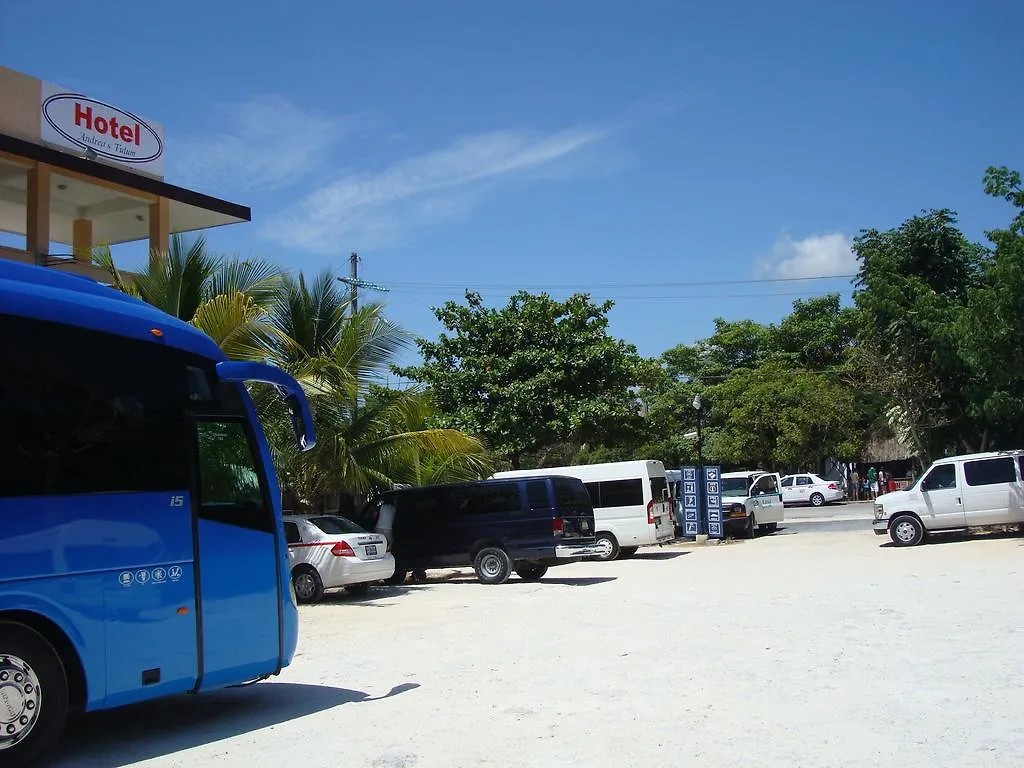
26 163 50 258
72 218 93 262
148 197 170 264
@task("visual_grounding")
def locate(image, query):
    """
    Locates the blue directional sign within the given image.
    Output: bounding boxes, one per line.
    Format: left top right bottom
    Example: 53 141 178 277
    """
679 465 700 537
704 465 724 539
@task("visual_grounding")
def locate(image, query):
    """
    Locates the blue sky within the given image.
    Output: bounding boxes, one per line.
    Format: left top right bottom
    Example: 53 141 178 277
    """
4 0 1022 374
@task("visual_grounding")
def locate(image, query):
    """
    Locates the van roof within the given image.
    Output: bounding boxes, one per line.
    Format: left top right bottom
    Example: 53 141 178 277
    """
930 450 1024 464
720 470 770 479
380 475 583 495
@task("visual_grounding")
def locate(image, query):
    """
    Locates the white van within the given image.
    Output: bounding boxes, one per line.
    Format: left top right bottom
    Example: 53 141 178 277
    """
720 470 785 537
873 450 1024 546
492 460 675 560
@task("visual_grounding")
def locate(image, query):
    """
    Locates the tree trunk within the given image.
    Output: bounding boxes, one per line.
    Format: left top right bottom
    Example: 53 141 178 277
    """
510 454 521 470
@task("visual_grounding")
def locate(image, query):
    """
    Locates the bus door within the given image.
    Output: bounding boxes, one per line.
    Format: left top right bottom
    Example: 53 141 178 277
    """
191 417 283 689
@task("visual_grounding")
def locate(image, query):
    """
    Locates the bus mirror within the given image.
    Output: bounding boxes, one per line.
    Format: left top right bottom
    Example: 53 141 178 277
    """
285 393 310 450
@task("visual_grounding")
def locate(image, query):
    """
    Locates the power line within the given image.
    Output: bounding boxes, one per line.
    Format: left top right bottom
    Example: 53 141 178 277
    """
382 274 856 290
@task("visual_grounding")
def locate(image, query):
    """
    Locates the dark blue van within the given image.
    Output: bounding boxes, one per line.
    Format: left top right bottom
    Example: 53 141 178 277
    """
359 476 600 584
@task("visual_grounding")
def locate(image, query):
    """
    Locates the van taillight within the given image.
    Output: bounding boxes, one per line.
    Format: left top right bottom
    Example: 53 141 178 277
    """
331 542 355 557
646 500 655 524
552 518 564 536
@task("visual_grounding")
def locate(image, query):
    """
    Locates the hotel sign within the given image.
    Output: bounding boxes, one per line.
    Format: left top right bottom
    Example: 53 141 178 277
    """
41 82 165 177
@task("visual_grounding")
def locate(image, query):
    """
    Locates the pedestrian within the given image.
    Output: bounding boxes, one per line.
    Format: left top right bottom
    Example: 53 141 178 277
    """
867 466 878 500
850 469 860 501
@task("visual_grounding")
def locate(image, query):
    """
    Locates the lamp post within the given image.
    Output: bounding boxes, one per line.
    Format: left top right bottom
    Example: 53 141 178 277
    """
692 393 703 471
692 393 705 535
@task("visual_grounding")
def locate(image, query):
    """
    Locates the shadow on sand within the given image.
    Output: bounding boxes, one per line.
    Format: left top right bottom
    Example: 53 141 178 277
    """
54 681 420 767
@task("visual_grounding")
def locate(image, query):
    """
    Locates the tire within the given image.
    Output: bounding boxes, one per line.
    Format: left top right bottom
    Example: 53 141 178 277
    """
765 522 778 532
619 546 639 558
344 582 371 596
0 622 70 768
292 566 325 604
411 570 428 583
889 515 925 547
385 569 408 586
593 533 620 562
473 547 513 584
514 563 549 582
745 511 757 539
810 492 825 507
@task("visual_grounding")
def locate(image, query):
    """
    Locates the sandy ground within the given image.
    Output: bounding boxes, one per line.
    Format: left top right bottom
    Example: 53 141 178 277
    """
53 525 1024 768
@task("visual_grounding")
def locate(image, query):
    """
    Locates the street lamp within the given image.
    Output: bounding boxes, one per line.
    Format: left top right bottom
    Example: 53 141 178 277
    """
692 393 703 473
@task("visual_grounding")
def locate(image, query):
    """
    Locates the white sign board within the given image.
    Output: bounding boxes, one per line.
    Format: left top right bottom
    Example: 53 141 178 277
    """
40 82 165 177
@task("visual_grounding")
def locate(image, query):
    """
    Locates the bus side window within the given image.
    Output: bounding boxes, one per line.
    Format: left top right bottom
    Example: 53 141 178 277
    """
194 419 273 532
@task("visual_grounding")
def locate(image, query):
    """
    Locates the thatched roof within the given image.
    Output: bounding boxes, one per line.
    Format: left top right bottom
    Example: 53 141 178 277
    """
862 433 917 463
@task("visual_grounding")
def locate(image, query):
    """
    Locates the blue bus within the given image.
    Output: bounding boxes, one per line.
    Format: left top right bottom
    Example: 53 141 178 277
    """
0 259 316 767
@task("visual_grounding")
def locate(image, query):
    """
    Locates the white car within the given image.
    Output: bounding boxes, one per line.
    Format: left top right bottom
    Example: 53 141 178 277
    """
779 473 845 507
283 514 396 604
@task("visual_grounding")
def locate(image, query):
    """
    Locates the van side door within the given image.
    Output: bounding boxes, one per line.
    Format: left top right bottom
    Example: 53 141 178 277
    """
919 463 966 529
961 456 1018 526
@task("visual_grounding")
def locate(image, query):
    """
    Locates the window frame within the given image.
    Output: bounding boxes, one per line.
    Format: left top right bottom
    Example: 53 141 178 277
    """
963 457 1017 487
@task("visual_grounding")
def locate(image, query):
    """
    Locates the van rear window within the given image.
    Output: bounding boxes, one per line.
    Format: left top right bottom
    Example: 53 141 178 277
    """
650 476 668 501
553 477 592 509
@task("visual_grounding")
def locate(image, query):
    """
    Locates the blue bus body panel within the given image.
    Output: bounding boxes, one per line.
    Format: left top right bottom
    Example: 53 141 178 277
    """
0 492 198 710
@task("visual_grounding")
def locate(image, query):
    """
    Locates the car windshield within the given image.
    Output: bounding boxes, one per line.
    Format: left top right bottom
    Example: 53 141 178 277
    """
309 515 367 535
721 477 750 497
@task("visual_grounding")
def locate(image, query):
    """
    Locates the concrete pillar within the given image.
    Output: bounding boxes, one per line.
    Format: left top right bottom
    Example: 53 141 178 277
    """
148 197 170 264
26 163 50 259
72 218 93 262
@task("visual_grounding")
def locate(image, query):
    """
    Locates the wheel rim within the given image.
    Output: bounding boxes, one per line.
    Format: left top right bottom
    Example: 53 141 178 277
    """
596 538 614 559
295 573 316 599
0 654 42 751
894 521 917 543
480 554 502 578
811 494 824 507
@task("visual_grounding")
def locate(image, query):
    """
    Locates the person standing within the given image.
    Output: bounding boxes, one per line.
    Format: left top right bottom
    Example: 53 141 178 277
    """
850 469 861 501
867 466 878 500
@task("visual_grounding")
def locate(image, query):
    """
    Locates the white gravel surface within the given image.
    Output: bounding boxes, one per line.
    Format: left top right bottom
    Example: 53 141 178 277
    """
55 525 1024 768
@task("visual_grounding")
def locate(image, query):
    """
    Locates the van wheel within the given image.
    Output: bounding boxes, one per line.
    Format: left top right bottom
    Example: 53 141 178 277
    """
0 622 69 768
292 566 324 604
765 522 778 532
515 563 549 582
745 512 757 539
593 533 620 561
810 492 825 507
474 547 512 584
889 515 925 547
619 546 639 558
385 569 408 586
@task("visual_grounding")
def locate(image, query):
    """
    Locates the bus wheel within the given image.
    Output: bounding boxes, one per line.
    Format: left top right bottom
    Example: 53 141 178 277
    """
0 622 69 768
292 567 325 604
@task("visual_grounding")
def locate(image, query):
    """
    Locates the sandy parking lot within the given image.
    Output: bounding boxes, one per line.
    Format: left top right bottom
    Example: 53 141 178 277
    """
54 524 1024 768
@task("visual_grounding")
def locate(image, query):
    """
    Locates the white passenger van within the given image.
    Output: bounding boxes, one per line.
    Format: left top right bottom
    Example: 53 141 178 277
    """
492 460 675 560
873 450 1024 546
720 470 785 537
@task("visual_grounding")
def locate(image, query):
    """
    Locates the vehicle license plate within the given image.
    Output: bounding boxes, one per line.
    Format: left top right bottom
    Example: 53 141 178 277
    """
365 544 378 556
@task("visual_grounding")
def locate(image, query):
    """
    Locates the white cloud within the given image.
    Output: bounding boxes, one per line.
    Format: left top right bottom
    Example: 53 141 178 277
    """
170 95 354 194
259 126 607 252
757 232 857 279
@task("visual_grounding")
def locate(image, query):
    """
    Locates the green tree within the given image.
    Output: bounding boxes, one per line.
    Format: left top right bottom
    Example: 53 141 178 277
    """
852 209 989 459
397 290 648 469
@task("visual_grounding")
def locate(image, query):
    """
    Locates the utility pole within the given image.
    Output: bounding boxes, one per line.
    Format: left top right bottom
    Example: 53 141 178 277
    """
337 252 390 315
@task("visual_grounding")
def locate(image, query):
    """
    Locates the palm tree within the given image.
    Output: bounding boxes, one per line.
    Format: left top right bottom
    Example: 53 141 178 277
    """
92 234 282 360
257 269 491 509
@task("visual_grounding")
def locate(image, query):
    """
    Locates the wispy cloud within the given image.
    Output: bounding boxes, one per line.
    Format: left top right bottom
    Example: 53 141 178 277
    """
757 232 857 279
259 125 608 252
170 95 355 194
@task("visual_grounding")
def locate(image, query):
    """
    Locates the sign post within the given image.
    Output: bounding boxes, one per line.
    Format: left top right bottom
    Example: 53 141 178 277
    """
679 465 700 538
704 465 724 539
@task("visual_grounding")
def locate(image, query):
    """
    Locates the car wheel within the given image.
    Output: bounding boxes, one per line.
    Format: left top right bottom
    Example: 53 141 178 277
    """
810 492 825 507
292 566 325 604
514 563 549 582
619 546 639 558
0 622 70 768
593 533 620 561
745 511 757 539
473 547 512 584
766 522 778 532
344 582 371 596
889 515 925 547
